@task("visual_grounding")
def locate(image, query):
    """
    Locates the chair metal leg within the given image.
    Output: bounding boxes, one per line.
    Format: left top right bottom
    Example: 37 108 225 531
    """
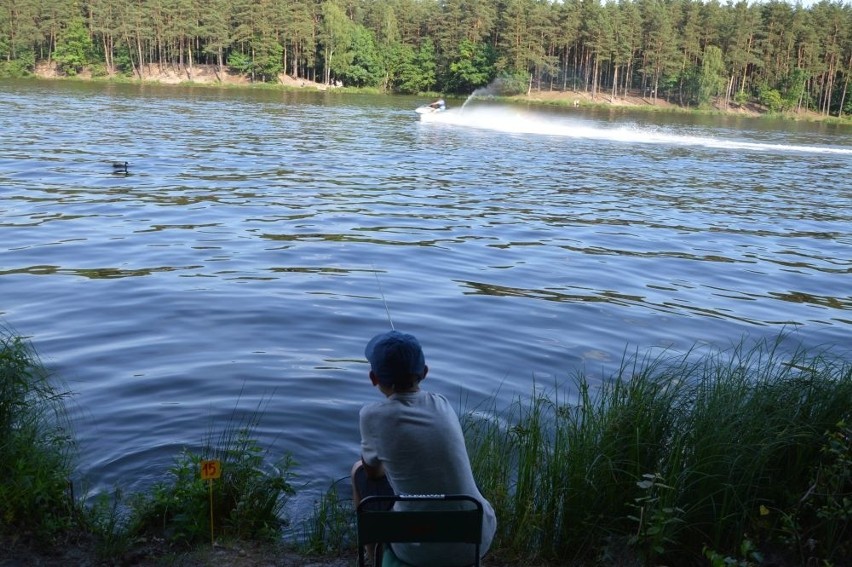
359 543 382 567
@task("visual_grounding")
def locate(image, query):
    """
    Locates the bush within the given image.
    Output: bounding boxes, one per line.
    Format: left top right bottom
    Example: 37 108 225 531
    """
774 420 852 563
0 52 35 78
733 90 750 106
758 85 785 113
128 416 295 545
0 331 75 540
227 51 252 76
89 63 109 78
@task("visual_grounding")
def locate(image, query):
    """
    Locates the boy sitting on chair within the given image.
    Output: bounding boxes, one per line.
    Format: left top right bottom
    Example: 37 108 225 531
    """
351 330 497 566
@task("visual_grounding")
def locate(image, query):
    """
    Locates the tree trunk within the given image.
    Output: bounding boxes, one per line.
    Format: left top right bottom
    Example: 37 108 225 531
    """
186 39 194 81
653 71 660 106
591 56 598 100
102 36 112 74
123 30 141 79
625 58 633 98
584 49 591 91
838 66 849 118
216 46 223 81
292 43 299 79
324 47 332 84
158 32 164 73
135 33 144 79
725 74 734 110
611 65 618 100
282 45 288 76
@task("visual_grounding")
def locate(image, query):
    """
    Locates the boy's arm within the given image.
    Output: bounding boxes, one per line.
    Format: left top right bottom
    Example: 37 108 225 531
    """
361 456 386 480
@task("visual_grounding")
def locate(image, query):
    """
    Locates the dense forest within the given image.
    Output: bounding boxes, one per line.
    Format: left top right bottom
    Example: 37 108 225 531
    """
1 0 850 116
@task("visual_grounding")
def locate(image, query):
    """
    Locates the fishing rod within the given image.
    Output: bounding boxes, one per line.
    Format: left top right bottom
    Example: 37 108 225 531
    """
372 266 395 330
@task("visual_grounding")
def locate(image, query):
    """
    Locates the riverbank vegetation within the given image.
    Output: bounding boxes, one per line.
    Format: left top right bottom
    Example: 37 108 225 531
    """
464 342 852 566
2 328 850 565
0 0 850 119
0 331 75 541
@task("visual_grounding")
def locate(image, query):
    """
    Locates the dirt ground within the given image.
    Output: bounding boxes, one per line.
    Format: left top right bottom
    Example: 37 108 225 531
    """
0 534 354 566
516 85 771 116
0 533 526 567
34 62 332 91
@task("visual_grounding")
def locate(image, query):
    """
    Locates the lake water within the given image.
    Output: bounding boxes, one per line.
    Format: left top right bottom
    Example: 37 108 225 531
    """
1 80 850 526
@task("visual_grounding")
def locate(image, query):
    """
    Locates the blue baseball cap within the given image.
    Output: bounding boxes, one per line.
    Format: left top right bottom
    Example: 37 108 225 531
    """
364 331 426 386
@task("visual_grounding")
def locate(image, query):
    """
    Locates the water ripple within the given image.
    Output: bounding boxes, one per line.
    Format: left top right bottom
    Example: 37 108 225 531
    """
1 81 850 518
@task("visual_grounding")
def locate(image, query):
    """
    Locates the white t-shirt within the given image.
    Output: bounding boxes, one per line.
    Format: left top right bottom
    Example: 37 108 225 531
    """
360 390 497 566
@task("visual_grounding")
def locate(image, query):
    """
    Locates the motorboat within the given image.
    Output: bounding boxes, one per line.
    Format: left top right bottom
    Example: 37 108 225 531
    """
416 105 444 115
416 99 446 118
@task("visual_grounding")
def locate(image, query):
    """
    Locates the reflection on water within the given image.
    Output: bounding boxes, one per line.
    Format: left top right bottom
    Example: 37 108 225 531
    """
460 280 645 305
1 80 850 523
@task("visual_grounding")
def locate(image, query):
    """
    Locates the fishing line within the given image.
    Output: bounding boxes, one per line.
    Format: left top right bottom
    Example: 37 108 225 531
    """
372 265 395 330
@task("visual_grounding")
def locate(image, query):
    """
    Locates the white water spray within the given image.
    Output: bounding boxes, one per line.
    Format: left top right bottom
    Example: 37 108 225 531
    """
421 106 852 156
460 77 521 112
460 90 480 112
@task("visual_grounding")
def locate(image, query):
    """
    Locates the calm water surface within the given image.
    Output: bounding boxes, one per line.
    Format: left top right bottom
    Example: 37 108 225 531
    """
1 80 850 523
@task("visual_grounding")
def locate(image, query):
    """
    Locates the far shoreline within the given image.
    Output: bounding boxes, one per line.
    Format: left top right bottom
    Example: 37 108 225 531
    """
22 62 852 126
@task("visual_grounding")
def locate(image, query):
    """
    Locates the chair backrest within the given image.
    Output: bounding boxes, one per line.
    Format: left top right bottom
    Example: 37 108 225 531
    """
356 494 483 567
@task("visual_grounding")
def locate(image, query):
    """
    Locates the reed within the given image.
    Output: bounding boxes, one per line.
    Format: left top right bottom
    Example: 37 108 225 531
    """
463 339 852 566
127 401 296 545
299 478 355 556
0 330 76 541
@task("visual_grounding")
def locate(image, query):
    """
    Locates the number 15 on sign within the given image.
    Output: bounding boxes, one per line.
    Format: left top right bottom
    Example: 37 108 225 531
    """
201 460 221 545
201 460 221 480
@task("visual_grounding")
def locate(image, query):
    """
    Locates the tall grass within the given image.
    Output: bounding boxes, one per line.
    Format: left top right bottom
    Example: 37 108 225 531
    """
127 403 296 546
299 478 355 556
0 331 75 540
464 339 852 566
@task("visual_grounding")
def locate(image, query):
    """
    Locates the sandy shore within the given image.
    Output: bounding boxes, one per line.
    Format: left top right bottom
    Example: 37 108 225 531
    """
34 62 331 90
33 61 783 118
515 87 765 116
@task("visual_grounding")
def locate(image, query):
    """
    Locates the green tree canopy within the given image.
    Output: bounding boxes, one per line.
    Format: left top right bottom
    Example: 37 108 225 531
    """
53 17 94 75
1 0 850 116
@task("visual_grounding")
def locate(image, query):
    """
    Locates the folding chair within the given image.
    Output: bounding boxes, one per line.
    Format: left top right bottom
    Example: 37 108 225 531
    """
356 494 484 567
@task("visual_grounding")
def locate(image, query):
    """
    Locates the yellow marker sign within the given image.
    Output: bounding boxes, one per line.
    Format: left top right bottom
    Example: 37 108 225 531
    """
201 459 221 480
201 459 222 545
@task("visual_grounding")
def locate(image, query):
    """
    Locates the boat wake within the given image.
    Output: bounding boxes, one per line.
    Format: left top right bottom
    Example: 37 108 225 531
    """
420 107 852 156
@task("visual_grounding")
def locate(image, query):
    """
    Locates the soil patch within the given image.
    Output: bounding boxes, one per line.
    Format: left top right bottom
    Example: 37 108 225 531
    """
34 62 330 90
0 533 529 566
514 87 767 116
0 533 353 567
